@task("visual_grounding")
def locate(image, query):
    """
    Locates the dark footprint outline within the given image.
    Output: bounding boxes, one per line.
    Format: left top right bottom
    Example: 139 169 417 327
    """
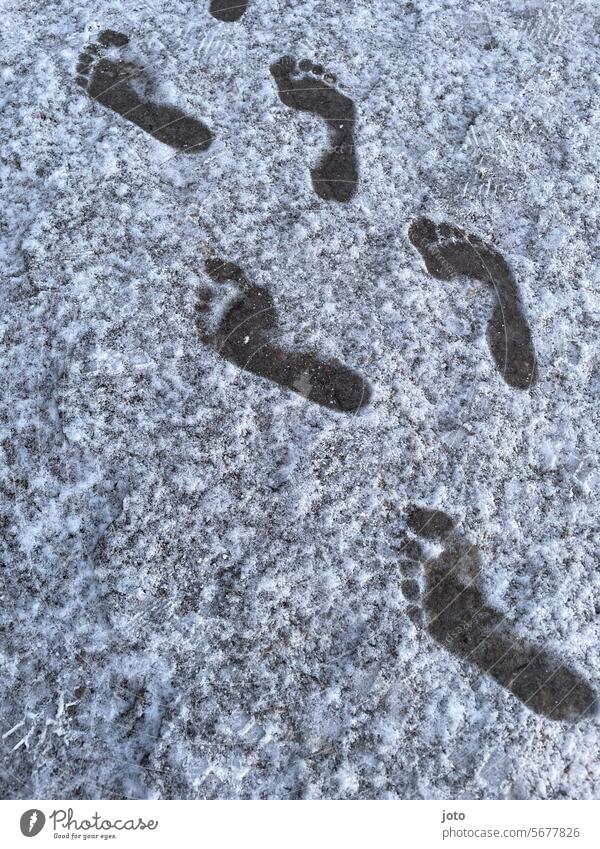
270 56 358 202
196 258 371 412
408 218 537 390
399 505 596 721
210 0 249 22
76 29 213 153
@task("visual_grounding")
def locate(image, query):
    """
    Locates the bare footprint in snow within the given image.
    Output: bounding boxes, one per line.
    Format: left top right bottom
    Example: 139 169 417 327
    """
76 30 213 152
399 506 596 721
270 56 357 202
210 0 248 21
196 258 371 412
408 218 536 389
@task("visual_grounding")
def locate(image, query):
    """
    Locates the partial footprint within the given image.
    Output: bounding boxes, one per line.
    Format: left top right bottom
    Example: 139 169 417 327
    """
408 218 536 389
270 56 357 202
210 0 248 21
196 258 371 412
399 505 596 721
76 30 213 152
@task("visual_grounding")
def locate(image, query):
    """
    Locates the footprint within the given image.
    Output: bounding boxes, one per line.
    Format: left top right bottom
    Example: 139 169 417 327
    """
210 0 248 21
408 218 536 390
400 505 596 721
196 258 371 412
76 29 213 153
270 56 358 202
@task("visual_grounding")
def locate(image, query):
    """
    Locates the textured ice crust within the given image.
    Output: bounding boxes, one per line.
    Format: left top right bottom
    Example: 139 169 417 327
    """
1 0 599 799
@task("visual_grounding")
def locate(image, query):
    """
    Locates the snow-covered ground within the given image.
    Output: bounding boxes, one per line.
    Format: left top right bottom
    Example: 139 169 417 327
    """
1 0 599 798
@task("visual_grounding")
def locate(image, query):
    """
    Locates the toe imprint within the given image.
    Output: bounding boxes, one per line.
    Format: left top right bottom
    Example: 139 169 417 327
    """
406 505 455 540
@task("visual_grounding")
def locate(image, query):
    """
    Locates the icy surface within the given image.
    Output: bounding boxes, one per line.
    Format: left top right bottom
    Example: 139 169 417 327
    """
1 0 600 798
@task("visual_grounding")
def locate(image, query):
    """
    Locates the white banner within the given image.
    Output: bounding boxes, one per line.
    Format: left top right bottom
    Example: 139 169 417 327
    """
0 800 599 849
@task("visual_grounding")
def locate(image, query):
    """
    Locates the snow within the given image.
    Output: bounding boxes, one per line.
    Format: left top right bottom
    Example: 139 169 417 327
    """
1 0 599 799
